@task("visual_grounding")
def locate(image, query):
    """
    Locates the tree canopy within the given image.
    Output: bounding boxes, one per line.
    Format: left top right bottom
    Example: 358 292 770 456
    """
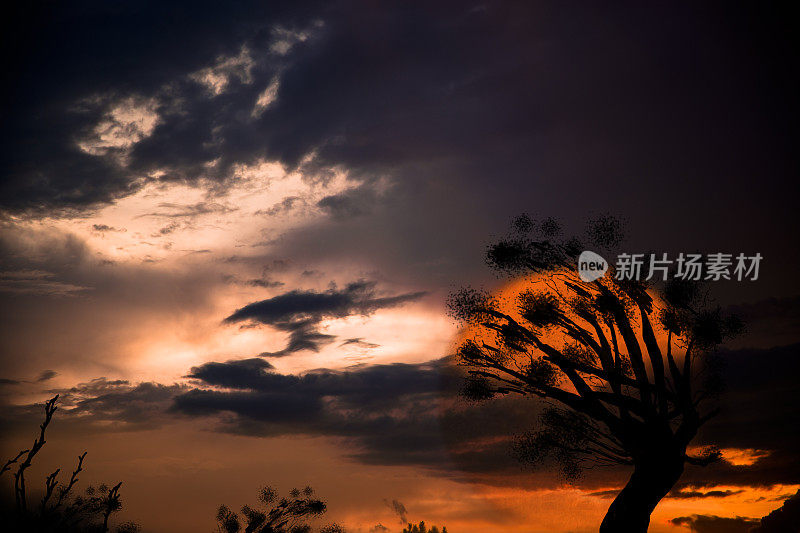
448 215 742 531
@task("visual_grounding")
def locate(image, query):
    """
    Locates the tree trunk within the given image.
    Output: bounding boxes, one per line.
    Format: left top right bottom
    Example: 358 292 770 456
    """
599 455 684 533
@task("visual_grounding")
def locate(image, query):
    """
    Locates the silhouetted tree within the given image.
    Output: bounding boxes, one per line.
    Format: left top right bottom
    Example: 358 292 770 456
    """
216 485 342 533
1 395 135 533
402 521 448 533
13 395 58 512
448 215 742 532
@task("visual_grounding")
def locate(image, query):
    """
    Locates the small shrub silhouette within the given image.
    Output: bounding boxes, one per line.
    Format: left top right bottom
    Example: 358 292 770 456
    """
216 485 344 533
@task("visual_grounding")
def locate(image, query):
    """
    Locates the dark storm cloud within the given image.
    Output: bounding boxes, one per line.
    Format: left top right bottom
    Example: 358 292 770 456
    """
668 489 745 500
3 336 799 491
317 186 378 220
724 296 800 350
35 369 58 382
255 196 306 217
0 370 56 386
171 358 463 470
0 378 186 434
2 0 798 312
225 280 425 326
1 0 324 213
246 278 285 289
141 202 237 219
184 358 275 389
91 224 125 233
668 515 759 533
130 340 800 485
340 338 380 349
258 321 336 358
2 0 796 275
181 357 443 407
225 280 425 356
175 357 541 479
591 488 745 500
0 270 91 297
675 342 800 490
63 381 185 429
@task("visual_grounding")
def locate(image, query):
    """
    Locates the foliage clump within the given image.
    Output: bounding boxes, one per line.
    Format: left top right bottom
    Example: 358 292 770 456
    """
216 485 342 533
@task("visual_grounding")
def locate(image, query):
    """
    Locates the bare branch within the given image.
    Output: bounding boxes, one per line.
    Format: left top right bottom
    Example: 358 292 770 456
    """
42 468 61 510
1 449 29 477
55 451 87 508
14 394 59 512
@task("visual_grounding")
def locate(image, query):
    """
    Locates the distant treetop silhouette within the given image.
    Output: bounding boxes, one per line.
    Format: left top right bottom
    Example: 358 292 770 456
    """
402 521 447 533
216 484 343 533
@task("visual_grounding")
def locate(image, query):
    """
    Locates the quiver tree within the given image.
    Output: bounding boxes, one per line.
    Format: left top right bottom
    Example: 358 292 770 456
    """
447 216 743 532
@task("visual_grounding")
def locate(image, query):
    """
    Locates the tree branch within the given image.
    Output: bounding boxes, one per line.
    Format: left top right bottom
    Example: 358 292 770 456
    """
14 395 58 512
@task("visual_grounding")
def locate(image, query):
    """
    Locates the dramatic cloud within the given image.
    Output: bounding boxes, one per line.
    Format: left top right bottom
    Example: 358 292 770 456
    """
184 358 275 389
317 186 379 220
675 343 800 490
257 321 336 358
92 224 125 233
225 280 425 326
0 377 186 435
172 342 800 488
3 338 791 490
4 2 798 306
256 196 306 217
340 338 380 349
169 356 527 479
35 370 58 382
590 487 746 500
177 357 447 429
225 280 426 356
141 201 237 219
2 3 799 530
668 489 745 500
245 278 285 289
2 335 799 509
0 269 92 297
668 515 760 533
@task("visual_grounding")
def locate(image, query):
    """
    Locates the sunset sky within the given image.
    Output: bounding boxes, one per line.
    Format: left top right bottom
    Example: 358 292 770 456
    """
1 2 799 532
